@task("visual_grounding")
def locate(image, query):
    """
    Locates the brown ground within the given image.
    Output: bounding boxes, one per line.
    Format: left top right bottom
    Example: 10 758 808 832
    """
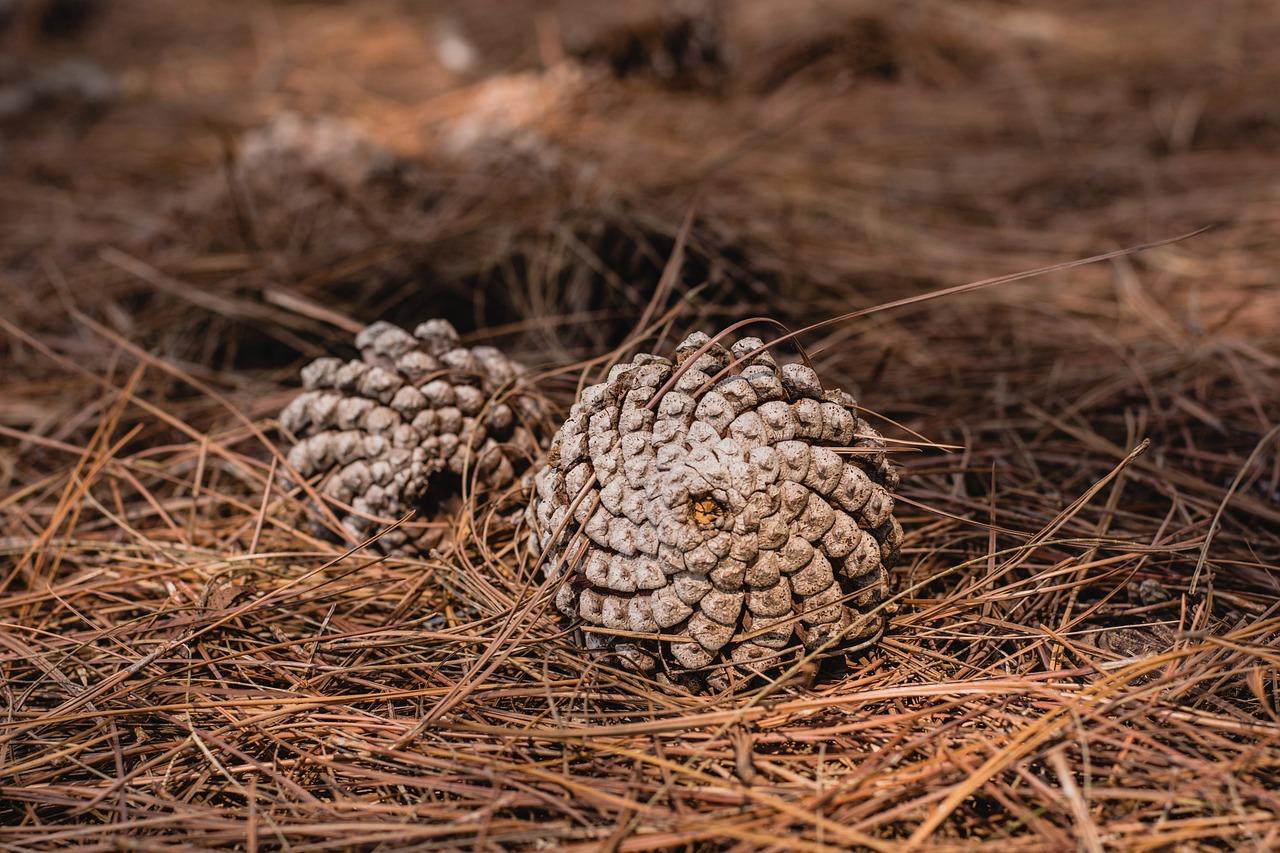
2 0 1279 849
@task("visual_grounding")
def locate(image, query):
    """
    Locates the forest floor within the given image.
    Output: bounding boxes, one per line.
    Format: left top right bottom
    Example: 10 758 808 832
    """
1 0 1278 848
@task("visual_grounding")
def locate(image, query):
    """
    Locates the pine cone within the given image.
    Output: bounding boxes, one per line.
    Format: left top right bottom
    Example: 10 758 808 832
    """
527 332 903 689
281 319 543 554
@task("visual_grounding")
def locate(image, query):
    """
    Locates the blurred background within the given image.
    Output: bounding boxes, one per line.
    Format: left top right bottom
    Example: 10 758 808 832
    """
3 0 1276 361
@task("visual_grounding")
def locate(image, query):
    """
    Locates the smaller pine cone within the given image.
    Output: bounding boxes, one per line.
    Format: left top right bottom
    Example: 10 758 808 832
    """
281 319 543 553
527 332 903 690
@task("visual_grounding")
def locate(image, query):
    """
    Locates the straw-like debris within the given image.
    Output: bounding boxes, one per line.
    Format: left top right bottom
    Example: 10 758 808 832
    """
1 0 1278 848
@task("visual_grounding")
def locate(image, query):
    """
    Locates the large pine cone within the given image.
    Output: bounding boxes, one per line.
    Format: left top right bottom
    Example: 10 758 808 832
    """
281 320 544 554
527 332 903 689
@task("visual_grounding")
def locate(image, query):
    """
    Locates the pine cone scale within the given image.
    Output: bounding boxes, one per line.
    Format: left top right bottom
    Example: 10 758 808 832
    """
281 319 543 554
529 331 904 689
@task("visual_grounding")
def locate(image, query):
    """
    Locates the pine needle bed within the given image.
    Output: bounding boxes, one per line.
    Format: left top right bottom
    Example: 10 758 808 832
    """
2 1 1278 848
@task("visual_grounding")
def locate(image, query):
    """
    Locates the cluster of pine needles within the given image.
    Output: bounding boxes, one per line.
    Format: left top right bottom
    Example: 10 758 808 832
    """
2 0 1279 848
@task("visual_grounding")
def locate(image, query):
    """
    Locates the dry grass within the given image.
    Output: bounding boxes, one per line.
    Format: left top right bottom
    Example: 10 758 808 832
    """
2 0 1279 848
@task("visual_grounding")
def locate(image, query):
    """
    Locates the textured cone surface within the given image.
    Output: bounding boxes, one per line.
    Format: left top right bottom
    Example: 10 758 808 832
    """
281 320 543 554
527 332 903 688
